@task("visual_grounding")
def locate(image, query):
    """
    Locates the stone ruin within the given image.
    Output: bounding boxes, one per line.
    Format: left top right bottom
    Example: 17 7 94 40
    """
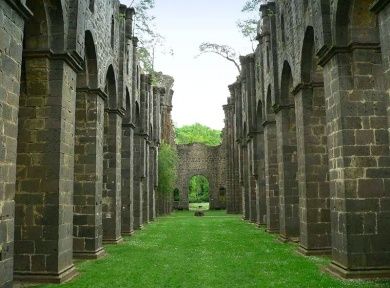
0 0 175 286
222 0 390 280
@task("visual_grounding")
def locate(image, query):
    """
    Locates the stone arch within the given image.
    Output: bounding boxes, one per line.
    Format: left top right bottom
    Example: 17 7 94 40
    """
134 101 141 128
325 0 390 277
266 85 273 118
123 87 132 124
280 13 286 44
89 0 95 12
102 64 122 243
15 0 77 281
276 59 299 241
77 30 98 89
280 61 294 105
105 65 118 108
24 0 65 52
176 144 225 210
335 0 379 45
295 25 331 255
73 28 105 259
111 15 115 49
256 99 263 127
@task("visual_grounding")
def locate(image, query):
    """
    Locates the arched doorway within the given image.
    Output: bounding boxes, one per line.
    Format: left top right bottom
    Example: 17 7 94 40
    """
188 175 210 210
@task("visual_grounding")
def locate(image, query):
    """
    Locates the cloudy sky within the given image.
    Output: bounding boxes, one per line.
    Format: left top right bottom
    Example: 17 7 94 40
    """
122 0 254 130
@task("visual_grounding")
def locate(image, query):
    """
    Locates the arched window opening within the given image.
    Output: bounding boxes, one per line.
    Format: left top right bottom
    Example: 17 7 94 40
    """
173 189 180 202
89 0 94 12
111 15 115 49
281 14 286 44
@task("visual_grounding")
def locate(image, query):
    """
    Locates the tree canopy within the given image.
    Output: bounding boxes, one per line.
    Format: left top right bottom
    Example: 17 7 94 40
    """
175 123 222 146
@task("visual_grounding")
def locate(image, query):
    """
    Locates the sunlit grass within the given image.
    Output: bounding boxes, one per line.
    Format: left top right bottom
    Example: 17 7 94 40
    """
37 210 390 288
189 202 209 211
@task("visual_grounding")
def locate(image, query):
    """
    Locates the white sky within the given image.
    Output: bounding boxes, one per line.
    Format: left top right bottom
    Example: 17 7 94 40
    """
122 0 254 130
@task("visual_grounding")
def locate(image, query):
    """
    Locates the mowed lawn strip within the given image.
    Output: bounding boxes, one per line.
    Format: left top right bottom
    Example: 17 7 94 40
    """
37 211 390 288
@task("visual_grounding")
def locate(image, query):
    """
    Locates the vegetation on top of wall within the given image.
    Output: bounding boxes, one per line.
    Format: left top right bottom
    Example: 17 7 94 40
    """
158 143 178 196
175 123 222 146
131 0 173 75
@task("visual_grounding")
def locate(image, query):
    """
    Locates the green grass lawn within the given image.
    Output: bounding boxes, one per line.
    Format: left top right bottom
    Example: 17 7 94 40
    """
37 211 390 288
189 202 209 210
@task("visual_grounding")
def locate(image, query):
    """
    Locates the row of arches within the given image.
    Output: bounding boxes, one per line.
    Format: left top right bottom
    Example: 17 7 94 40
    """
0 0 166 286
226 0 390 280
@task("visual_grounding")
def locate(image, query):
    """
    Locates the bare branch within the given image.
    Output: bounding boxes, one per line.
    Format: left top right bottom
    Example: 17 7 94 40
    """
197 43 241 73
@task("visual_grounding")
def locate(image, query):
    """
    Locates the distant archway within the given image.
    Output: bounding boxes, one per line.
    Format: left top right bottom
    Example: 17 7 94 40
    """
176 144 226 210
188 175 210 209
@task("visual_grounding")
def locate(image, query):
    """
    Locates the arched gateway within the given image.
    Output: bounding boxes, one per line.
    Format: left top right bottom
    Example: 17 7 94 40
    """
175 144 227 210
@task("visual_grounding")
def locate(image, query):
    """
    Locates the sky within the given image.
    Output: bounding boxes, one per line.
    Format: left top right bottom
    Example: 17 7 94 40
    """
122 0 254 130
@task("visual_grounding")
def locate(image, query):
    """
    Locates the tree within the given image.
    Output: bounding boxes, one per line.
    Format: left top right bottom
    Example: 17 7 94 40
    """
197 43 241 73
175 123 222 146
237 0 264 49
130 0 173 74
158 143 178 196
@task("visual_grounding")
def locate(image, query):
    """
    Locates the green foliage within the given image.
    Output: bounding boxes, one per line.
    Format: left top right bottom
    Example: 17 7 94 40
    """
175 123 222 146
157 143 178 195
237 0 265 47
188 175 209 203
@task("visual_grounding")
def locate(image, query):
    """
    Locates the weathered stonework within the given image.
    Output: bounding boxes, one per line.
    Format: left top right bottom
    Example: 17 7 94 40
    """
176 143 227 210
0 0 174 286
224 0 390 280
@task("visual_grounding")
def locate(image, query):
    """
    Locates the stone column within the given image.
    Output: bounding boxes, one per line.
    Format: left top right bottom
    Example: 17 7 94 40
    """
294 85 331 256
121 122 135 235
322 44 390 279
275 106 299 242
0 2 30 286
143 142 150 224
253 132 266 227
133 133 145 229
149 145 156 221
248 140 257 223
15 55 78 283
102 110 123 244
73 89 106 259
263 120 279 233
241 144 250 220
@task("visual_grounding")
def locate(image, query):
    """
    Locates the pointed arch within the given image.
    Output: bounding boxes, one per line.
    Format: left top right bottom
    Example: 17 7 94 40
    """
77 30 98 89
105 65 117 107
280 61 293 105
335 0 378 45
25 0 65 51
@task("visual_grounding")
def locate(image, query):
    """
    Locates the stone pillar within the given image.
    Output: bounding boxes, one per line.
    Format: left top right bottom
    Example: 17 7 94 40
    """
248 141 257 223
294 85 331 256
240 144 249 220
73 89 106 259
149 146 156 221
133 133 145 229
121 122 135 235
253 132 266 227
15 55 78 283
275 106 299 242
102 110 123 244
0 1 30 286
143 143 150 224
322 45 390 279
263 120 279 233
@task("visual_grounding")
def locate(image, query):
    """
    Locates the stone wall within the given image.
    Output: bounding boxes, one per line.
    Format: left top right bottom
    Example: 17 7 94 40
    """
176 143 227 210
224 0 390 280
0 0 175 286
